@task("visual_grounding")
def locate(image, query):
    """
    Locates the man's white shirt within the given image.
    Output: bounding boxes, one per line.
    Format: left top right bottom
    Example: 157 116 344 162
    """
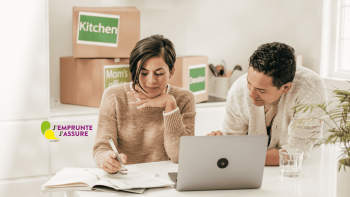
222 66 327 160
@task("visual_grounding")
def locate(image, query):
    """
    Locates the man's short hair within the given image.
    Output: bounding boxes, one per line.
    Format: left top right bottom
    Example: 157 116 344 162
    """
249 42 296 89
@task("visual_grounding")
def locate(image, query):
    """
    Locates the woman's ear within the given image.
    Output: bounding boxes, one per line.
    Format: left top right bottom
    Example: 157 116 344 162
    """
169 67 176 79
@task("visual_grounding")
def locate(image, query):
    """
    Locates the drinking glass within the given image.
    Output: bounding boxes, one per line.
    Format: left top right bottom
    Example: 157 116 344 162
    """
279 148 304 177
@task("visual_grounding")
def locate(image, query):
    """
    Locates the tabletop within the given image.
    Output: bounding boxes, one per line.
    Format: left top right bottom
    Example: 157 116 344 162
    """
66 145 338 197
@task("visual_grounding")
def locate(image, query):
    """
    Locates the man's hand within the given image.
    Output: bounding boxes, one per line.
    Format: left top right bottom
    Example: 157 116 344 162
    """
99 150 127 173
206 130 223 136
265 149 280 166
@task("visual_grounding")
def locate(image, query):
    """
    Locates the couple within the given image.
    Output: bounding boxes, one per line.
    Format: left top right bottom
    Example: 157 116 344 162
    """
93 35 327 173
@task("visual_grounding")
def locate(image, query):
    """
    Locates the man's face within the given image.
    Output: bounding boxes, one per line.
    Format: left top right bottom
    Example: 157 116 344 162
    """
247 67 291 106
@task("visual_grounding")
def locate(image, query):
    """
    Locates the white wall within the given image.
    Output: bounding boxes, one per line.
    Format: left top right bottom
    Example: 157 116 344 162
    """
276 0 324 74
50 0 326 102
0 0 49 120
0 1 50 197
49 0 326 101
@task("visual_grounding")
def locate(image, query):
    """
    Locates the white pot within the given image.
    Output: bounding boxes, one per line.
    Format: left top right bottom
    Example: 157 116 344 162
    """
337 164 350 197
214 77 230 99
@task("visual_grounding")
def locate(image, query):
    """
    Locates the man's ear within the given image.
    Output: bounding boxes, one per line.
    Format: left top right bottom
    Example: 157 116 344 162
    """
169 67 176 79
282 82 292 93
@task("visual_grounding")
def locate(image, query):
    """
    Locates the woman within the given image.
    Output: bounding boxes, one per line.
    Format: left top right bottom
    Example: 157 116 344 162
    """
93 35 196 173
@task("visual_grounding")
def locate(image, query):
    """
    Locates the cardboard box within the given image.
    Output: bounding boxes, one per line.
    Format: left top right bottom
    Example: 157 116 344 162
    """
60 57 131 107
169 56 208 103
73 7 140 58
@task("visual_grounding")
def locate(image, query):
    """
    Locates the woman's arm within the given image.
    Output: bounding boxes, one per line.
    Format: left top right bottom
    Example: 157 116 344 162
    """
163 92 196 163
92 88 119 168
128 89 196 163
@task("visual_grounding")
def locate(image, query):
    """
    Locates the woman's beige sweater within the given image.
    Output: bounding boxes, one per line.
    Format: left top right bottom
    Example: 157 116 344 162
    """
93 83 196 166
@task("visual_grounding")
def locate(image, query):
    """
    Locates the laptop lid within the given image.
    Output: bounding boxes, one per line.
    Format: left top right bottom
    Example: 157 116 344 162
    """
176 135 268 191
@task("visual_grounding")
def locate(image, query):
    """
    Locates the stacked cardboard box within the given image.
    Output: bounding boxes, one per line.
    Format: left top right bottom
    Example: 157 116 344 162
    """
60 58 131 107
169 56 209 103
60 7 140 107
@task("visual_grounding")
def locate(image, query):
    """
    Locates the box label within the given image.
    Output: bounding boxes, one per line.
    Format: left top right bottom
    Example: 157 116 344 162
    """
77 12 120 47
189 64 206 95
104 65 131 89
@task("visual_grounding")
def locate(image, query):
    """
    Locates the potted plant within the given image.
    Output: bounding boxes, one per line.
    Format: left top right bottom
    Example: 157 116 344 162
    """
292 84 349 197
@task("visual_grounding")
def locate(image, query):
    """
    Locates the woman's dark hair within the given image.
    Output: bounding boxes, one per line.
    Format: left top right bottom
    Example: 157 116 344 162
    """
129 34 176 92
249 42 296 89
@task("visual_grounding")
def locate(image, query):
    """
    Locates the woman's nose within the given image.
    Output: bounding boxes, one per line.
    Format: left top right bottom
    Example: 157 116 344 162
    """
147 73 157 84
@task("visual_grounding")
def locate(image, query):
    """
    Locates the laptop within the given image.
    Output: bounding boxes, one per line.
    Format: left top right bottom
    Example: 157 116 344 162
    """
168 135 268 191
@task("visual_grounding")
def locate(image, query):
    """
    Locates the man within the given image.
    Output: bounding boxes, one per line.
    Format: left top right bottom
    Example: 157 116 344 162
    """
208 42 327 165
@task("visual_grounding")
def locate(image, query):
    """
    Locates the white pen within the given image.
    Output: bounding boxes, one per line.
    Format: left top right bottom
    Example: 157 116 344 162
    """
108 138 125 171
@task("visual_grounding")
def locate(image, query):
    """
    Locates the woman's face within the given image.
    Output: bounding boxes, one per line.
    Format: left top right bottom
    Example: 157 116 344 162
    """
137 56 174 98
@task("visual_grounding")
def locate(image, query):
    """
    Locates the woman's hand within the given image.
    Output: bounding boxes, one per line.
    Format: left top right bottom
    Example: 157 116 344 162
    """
99 150 127 173
128 90 177 113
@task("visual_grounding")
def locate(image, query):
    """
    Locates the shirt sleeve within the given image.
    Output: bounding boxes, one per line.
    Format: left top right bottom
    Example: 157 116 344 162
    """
163 107 179 116
92 88 118 168
222 86 249 135
163 92 196 163
282 80 328 161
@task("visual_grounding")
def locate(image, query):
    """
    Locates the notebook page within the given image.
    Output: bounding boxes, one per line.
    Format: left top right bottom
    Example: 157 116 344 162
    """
85 166 174 190
43 167 99 188
93 179 146 194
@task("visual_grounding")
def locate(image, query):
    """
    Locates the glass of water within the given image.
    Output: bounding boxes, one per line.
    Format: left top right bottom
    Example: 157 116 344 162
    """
279 148 304 177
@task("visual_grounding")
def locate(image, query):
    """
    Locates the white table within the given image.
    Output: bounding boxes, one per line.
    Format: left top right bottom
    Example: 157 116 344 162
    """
66 145 338 197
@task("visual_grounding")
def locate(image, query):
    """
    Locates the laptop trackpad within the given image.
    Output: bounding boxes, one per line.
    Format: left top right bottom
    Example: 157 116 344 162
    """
168 172 178 188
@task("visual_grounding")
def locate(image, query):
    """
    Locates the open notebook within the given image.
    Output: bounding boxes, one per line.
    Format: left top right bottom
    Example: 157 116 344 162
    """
41 166 174 194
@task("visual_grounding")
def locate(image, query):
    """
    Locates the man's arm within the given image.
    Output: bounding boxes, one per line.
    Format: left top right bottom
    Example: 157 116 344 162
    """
265 149 279 165
207 130 223 136
206 79 248 136
282 77 327 161
221 84 249 135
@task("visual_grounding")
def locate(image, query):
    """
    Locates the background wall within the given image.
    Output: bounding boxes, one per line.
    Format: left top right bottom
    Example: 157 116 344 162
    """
49 0 324 102
276 0 324 74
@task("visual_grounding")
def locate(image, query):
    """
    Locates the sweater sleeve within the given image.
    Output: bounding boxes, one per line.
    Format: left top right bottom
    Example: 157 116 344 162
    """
282 78 328 161
92 88 119 168
222 78 249 135
163 92 196 163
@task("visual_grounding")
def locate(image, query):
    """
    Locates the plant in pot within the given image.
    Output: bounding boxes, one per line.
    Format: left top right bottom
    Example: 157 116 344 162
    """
292 84 349 197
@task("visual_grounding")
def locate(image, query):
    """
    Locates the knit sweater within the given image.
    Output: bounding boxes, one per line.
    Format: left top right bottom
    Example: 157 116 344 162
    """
222 66 327 160
93 83 196 166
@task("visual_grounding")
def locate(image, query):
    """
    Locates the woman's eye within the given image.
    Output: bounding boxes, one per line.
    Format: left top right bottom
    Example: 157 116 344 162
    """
141 73 148 76
156 73 164 76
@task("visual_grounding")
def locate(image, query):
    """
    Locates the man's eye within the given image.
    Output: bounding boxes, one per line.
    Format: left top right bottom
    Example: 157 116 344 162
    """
259 90 265 93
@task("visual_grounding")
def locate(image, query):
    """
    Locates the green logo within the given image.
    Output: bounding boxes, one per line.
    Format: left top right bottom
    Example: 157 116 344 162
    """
41 121 59 140
189 64 206 95
77 12 120 47
104 65 131 89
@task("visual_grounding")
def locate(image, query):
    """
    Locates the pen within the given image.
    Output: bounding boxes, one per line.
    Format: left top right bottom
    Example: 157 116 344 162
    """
108 138 125 171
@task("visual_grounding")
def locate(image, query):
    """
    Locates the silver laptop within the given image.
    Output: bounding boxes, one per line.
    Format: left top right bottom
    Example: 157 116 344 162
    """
168 135 268 191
